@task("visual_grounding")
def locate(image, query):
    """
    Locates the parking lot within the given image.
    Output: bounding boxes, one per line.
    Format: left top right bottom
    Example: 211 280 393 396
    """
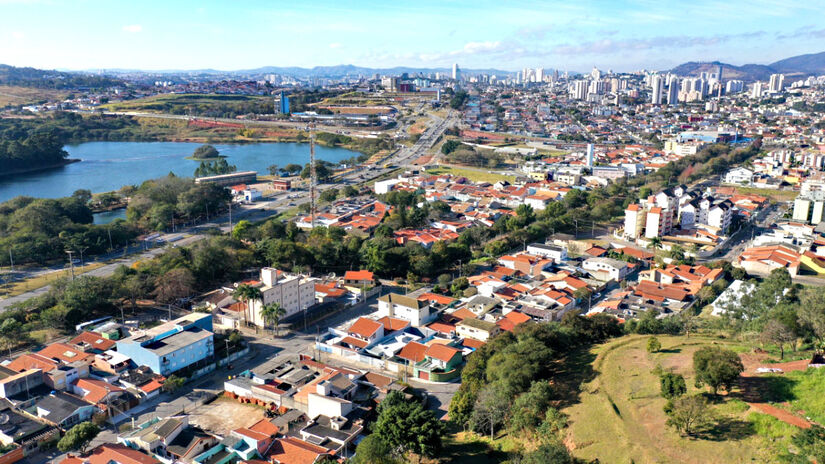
188 397 266 436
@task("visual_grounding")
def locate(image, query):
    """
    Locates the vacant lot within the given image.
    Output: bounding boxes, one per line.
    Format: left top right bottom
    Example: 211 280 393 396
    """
101 93 271 114
424 165 516 184
0 85 67 107
563 335 782 463
188 397 265 435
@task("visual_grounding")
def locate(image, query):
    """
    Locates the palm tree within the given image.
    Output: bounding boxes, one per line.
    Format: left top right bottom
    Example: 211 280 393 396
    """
233 284 262 328
261 302 286 336
647 236 663 252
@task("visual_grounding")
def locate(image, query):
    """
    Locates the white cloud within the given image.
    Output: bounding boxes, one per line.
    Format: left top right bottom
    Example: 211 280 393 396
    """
122 24 142 33
329 42 342 49
10 31 24 39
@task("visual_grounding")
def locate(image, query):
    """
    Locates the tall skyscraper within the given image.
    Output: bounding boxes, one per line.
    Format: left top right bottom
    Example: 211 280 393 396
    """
769 73 784 92
535 68 544 83
667 80 680 105
751 81 763 99
591 66 601 80
651 75 664 105
276 91 289 114
452 63 459 80
586 144 594 168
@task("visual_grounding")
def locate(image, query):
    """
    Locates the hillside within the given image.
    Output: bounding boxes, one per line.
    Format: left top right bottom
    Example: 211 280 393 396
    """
669 50 825 81
770 50 825 74
0 64 122 89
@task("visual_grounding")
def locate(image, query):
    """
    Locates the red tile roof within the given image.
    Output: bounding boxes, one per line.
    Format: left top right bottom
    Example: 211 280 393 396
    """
70 332 116 351
344 270 374 281
424 344 461 363
347 317 383 339
268 437 330 464
75 378 124 404
376 316 409 332
397 341 428 363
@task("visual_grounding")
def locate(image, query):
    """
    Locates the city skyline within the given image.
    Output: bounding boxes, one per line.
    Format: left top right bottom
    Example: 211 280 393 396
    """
1 0 824 72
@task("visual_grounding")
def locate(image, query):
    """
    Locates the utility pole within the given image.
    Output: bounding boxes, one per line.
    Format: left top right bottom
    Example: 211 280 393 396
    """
79 246 88 266
8 249 13 274
66 250 75 281
107 227 113 252
310 123 317 228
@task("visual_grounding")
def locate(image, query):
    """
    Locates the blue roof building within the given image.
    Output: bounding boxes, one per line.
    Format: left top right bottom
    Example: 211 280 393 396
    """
116 313 214 376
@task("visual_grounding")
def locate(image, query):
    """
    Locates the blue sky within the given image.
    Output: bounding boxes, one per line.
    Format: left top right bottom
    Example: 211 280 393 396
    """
1 0 823 72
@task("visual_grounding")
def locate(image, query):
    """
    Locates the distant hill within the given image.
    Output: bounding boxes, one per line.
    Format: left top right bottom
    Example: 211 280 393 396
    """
0 64 122 89
770 51 825 75
669 51 825 81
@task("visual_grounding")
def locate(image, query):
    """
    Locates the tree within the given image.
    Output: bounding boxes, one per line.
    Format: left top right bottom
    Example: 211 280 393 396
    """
57 422 100 453
267 164 280 176
192 144 220 159
798 287 825 349
232 220 255 241
664 395 713 436
647 236 662 252
693 346 744 395
260 302 286 336
471 384 511 440
342 185 359 197
284 163 303 175
659 372 687 399
372 391 445 462
0 318 23 356
647 336 662 353
320 189 338 202
351 434 399 464
509 381 554 434
521 441 576 464
153 268 195 304
761 319 796 359
233 284 262 327
163 375 186 393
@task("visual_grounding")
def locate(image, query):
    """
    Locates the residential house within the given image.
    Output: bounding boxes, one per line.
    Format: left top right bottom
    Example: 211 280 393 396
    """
583 257 630 281
456 318 500 342
32 392 97 429
377 293 433 327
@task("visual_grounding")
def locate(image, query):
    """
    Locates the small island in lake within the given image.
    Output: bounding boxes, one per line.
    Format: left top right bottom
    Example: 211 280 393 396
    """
187 144 225 160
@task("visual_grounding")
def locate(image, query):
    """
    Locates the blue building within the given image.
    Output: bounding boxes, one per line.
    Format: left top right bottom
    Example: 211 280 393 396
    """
116 313 214 376
277 91 290 114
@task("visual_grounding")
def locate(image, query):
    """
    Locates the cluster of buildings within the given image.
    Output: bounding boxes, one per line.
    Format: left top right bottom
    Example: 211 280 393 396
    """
0 314 225 462
623 185 738 249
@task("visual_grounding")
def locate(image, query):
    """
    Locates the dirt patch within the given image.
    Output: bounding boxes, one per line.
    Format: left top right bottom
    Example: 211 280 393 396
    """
188 397 266 435
739 355 813 429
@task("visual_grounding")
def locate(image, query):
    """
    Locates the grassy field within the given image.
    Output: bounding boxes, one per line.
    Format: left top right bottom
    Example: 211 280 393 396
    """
731 186 798 202
0 85 67 107
424 165 516 183
0 262 105 297
100 93 271 113
563 335 788 463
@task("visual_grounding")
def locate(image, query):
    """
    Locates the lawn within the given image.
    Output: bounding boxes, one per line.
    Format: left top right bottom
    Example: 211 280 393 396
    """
423 165 516 184
562 335 782 463
762 367 825 424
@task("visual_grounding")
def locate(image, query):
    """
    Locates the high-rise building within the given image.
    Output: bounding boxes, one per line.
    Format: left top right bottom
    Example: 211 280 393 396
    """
726 80 744 93
751 81 763 99
276 91 290 114
570 80 588 100
535 68 544 83
591 66 601 80
452 63 460 80
651 75 664 105
769 73 784 92
667 80 680 105
586 144 594 168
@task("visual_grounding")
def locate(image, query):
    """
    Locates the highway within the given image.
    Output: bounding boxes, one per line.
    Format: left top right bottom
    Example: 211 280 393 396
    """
0 109 456 311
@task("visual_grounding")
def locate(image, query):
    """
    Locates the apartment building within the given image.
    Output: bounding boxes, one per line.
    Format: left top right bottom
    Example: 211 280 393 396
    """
247 268 318 325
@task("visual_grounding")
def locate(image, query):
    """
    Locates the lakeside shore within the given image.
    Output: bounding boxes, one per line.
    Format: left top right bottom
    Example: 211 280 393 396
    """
0 158 80 178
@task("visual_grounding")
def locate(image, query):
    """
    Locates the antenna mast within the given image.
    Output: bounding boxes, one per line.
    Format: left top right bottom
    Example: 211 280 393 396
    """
310 123 317 228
